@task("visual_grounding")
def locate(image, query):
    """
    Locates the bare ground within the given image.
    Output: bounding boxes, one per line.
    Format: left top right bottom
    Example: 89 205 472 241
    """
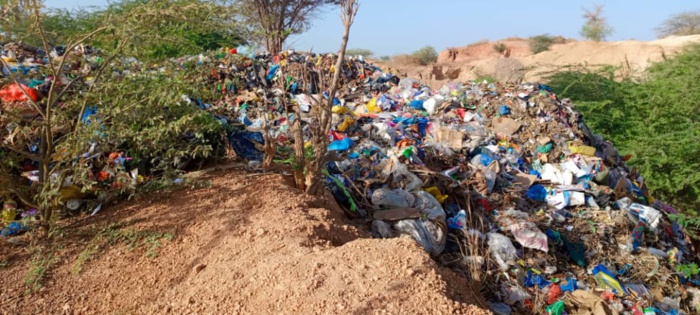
379 35 700 86
0 169 490 315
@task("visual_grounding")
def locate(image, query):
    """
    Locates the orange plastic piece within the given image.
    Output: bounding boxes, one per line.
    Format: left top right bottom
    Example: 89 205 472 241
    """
0 83 39 102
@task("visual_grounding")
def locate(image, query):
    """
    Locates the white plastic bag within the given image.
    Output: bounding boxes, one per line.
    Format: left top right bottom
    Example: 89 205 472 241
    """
371 188 415 209
487 233 517 271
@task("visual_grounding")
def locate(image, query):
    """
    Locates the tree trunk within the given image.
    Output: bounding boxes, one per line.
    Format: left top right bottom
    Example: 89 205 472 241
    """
292 105 305 190
305 0 357 196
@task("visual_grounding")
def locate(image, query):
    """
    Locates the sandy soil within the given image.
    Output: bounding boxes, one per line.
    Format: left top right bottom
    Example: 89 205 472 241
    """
0 168 490 315
379 35 700 87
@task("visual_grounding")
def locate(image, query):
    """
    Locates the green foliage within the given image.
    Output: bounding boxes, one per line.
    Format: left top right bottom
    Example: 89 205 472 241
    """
669 210 700 240
345 48 373 57
411 46 437 66
24 251 53 294
475 75 497 84
378 55 390 61
656 11 700 38
547 44 700 213
677 263 700 278
0 0 232 225
529 34 555 54
493 43 507 54
72 222 175 274
4 0 245 61
580 5 612 41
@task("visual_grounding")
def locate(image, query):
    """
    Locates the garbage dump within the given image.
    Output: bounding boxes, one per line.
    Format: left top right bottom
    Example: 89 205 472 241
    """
2 43 700 314
199 50 700 315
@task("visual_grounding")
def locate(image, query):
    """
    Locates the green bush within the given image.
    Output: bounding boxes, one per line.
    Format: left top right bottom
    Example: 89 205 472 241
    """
345 48 374 57
529 34 555 54
411 46 438 65
547 44 700 213
493 43 507 54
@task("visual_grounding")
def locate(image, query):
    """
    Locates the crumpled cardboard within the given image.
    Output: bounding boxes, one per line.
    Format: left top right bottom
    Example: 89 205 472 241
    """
564 290 619 315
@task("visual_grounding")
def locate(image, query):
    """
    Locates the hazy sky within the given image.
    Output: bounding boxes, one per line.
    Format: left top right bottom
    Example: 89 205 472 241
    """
45 0 699 56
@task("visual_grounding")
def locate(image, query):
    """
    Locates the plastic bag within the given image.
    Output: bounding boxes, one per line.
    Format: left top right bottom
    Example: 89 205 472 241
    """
592 264 628 296
447 210 467 230
487 233 517 271
628 203 662 229
0 83 39 102
394 219 446 256
509 222 548 252
412 190 445 220
328 138 353 151
371 188 415 209
387 159 423 191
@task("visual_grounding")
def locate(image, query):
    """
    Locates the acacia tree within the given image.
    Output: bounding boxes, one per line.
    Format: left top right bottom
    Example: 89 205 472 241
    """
237 0 341 55
656 11 700 38
580 4 613 41
0 0 234 229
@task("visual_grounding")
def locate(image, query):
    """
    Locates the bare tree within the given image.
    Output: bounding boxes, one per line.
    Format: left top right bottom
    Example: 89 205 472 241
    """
580 4 613 42
238 0 341 55
656 11 700 38
304 0 358 195
281 0 358 194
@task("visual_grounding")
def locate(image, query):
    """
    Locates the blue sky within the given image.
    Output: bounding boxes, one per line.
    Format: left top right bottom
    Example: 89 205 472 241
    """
46 0 699 56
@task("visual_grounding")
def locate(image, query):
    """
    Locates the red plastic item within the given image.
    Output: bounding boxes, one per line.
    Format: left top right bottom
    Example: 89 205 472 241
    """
0 83 40 102
229 47 238 55
329 131 346 140
547 283 562 304
601 291 616 301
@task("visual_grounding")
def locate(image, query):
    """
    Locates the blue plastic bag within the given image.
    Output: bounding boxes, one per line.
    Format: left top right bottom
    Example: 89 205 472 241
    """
228 131 265 161
408 100 424 110
1 222 27 237
526 184 547 202
499 105 511 115
328 138 353 151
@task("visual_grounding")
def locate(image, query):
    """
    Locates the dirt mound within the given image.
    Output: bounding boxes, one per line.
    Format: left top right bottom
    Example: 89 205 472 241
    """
0 168 490 315
437 38 538 63
377 35 700 87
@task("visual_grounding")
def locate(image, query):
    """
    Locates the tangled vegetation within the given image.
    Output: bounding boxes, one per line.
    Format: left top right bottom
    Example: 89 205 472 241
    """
547 44 700 225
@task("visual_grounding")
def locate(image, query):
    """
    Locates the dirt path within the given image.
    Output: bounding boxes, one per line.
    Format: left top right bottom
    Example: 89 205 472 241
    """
0 169 490 315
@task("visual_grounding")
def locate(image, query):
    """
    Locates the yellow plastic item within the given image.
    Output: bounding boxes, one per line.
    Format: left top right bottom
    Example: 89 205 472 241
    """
568 142 596 156
337 117 355 132
366 98 381 113
424 187 448 203
332 106 351 114
59 185 86 201
304 142 313 149
1 208 16 225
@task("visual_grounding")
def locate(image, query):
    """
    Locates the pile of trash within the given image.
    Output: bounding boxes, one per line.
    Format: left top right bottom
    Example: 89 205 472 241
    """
3 41 700 314
202 51 700 315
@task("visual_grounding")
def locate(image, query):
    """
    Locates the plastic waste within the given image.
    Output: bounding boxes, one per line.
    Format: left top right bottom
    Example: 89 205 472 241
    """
412 190 445 220
0 222 27 237
371 188 415 209
592 264 628 296
328 137 353 151
487 233 517 271
504 286 530 305
628 203 662 229
393 219 445 256
509 222 548 252
0 83 40 102
447 210 467 230
545 300 565 315
488 301 512 315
